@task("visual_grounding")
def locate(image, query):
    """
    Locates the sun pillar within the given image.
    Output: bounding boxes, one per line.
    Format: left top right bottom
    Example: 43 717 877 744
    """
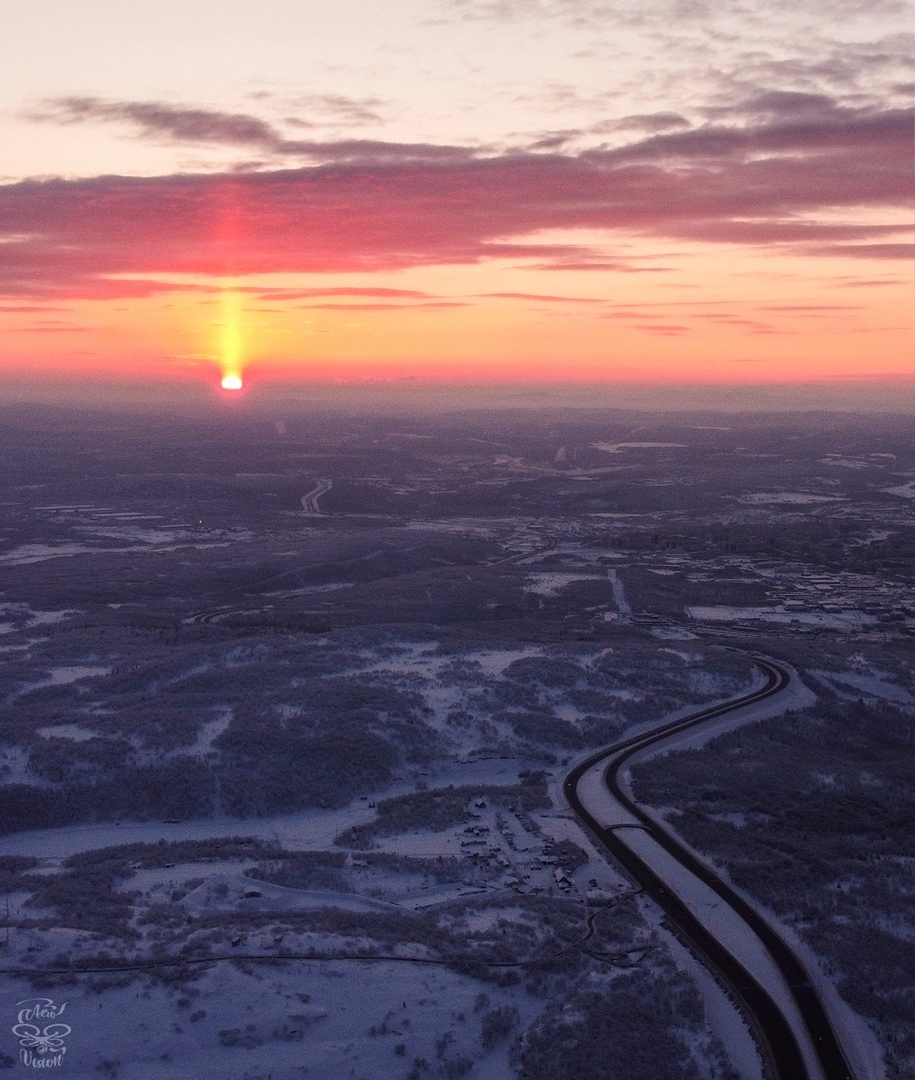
219 280 244 390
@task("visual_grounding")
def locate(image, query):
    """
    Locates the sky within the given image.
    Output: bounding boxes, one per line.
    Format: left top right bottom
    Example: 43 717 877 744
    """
1 0 912 398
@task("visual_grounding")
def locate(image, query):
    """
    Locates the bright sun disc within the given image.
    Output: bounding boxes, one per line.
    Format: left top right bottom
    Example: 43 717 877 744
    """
221 374 243 391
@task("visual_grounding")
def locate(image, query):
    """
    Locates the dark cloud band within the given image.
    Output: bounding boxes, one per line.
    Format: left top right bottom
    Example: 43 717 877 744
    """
1 102 910 299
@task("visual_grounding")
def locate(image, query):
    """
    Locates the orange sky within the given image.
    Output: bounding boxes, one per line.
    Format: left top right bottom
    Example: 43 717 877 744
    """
4 244 910 390
1 2 911 397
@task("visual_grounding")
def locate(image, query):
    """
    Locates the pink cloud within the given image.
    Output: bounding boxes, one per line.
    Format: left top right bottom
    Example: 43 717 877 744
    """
0 303 69 312
256 287 436 300
297 301 468 310
797 243 914 259
762 304 863 311
480 292 607 303
1 102 910 300
7 324 90 332
634 324 691 334
26 97 475 165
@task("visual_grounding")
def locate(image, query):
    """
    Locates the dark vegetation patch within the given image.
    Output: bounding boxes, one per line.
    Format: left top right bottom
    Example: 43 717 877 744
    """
514 962 738 1080
0 634 752 835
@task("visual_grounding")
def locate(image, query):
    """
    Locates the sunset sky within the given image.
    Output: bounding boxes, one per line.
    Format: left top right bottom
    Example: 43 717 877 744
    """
2 0 912 396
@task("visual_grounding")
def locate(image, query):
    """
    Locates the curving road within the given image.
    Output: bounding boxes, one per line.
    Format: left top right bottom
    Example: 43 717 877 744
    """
564 658 855 1080
301 478 332 514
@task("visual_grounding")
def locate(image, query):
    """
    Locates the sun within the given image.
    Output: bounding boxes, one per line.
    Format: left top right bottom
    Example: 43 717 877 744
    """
221 373 243 391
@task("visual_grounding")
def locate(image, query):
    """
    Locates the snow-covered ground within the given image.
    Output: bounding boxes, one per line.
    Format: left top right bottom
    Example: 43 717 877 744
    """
2 955 541 1079
686 605 876 630
592 442 688 453
0 644 761 1078
3 620 887 1079
737 492 846 505
0 604 78 632
524 572 606 597
0 538 229 566
881 478 915 498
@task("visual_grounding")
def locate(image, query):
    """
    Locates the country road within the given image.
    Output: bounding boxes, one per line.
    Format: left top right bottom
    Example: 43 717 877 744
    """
564 659 856 1080
301 478 332 514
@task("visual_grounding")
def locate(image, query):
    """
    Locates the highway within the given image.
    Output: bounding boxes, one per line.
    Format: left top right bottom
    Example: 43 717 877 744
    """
564 658 856 1080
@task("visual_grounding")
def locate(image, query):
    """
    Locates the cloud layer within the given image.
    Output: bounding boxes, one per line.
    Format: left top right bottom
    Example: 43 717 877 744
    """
26 97 476 166
1 99 910 299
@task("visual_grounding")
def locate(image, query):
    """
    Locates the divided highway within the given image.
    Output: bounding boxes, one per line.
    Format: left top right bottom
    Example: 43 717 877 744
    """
564 659 855 1080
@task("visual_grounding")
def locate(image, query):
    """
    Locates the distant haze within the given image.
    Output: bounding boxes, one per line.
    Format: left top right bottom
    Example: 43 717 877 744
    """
3 375 913 415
